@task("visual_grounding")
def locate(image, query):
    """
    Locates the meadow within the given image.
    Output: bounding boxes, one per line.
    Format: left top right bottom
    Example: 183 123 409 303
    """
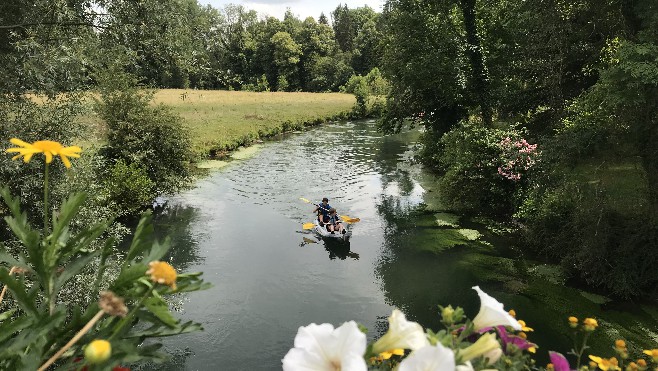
152 89 356 156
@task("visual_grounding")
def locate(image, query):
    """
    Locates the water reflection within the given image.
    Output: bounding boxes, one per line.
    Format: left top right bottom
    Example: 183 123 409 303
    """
152 204 204 271
299 235 360 261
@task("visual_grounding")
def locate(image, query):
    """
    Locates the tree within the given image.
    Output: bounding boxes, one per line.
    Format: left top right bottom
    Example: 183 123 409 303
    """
270 31 303 90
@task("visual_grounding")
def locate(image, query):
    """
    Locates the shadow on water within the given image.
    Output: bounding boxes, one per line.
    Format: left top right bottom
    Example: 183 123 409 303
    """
152 204 205 271
373 172 658 363
299 235 360 261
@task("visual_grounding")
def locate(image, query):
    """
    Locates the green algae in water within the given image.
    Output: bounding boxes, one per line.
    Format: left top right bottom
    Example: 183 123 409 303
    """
434 212 460 227
231 144 262 160
196 160 229 169
457 229 481 241
415 228 473 253
527 264 566 285
579 291 611 305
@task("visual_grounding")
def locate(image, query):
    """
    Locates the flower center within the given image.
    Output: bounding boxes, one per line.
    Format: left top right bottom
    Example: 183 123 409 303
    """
33 140 63 153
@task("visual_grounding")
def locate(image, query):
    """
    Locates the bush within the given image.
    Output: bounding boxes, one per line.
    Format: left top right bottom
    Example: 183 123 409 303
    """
517 161 658 298
104 160 155 217
95 71 192 199
437 121 537 216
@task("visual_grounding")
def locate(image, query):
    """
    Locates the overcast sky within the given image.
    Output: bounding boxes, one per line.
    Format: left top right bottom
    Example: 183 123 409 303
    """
197 0 384 21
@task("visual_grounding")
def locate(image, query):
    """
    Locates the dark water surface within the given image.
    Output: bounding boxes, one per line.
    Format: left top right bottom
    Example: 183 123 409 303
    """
153 120 658 370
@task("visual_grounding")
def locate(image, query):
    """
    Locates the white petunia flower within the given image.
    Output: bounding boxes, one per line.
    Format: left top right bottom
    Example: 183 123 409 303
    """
398 343 455 371
282 321 367 371
372 309 430 354
456 333 500 363
471 286 522 331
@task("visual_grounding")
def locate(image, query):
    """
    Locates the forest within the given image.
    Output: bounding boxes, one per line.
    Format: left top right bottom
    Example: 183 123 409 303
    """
0 0 657 369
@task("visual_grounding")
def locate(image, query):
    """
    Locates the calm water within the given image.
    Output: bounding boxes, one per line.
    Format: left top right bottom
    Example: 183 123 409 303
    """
153 120 658 370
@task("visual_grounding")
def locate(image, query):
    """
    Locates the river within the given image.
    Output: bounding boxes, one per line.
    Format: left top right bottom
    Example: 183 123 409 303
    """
153 119 658 370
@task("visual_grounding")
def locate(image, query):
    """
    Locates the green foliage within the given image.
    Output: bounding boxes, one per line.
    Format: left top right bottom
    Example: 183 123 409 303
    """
95 71 192 198
104 160 155 217
437 122 532 216
0 184 209 370
0 96 85 228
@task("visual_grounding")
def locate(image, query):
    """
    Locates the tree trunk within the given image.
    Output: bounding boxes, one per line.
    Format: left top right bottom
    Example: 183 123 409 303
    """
459 0 492 126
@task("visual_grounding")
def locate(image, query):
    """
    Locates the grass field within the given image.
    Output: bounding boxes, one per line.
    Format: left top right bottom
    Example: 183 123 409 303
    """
153 89 355 156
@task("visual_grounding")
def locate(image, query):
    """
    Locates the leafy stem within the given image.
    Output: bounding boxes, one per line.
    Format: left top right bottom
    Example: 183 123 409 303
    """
109 285 155 340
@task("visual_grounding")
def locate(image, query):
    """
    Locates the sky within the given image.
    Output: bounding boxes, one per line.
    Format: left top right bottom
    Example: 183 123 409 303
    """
197 0 384 21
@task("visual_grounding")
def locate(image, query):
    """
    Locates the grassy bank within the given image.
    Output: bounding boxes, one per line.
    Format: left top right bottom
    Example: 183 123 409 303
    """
152 89 355 156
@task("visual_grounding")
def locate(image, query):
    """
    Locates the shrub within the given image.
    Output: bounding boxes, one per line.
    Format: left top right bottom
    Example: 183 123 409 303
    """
104 160 155 217
95 71 192 199
437 121 537 216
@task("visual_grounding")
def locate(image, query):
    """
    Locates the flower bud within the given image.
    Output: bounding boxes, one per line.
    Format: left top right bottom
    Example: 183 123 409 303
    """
84 339 111 364
568 316 578 329
441 306 455 324
582 318 598 332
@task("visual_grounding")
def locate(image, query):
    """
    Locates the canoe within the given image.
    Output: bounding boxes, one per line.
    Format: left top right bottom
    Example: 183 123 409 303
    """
313 219 352 241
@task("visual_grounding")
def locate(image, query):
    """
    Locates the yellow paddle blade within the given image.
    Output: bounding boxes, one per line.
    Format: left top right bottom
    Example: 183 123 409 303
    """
300 197 311 203
302 222 315 230
340 215 361 224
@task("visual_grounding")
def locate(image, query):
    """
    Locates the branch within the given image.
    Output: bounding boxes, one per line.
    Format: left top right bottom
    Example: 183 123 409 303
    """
0 22 111 30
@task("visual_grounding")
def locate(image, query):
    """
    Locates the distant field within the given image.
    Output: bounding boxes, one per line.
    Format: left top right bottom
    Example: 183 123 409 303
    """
153 89 355 156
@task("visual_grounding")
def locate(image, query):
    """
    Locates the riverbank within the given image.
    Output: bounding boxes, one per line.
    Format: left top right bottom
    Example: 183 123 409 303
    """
152 89 356 157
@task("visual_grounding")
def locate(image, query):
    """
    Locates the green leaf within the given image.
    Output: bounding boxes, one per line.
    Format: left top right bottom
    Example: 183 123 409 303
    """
0 250 29 272
0 309 65 366
0 315 32 343
142 296 178 328
125 320 203 338
111 263 148 294
0 268 38 316
52 250 101 297
144 236 171 263
125 212 154 262
61 220 112 262
0 308 16 322
50 192 87 240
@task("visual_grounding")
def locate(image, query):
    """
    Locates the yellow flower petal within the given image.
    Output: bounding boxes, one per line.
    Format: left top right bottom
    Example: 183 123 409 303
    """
6 138 81 167
60 155 71 169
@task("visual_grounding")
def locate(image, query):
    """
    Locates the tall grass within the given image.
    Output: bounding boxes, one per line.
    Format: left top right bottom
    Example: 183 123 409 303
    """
153 90 355 156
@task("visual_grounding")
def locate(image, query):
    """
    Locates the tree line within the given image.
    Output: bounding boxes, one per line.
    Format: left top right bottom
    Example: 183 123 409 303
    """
0 0 383 93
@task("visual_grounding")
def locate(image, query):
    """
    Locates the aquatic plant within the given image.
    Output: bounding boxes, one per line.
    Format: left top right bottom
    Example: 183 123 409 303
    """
0 139 210 369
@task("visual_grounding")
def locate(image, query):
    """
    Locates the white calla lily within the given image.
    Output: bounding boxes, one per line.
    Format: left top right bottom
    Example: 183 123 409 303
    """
372 309 429 354
282 321 367 371
398 343 456 371
471 286 522 331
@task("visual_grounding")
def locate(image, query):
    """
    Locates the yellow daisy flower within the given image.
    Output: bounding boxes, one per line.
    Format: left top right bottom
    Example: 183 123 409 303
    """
146 261 177 289
518 320 534 332
589 355 621 370
6 138 81 168
643 349 658 362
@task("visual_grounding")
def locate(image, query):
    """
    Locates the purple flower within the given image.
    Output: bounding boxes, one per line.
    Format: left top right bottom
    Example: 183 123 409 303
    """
549 351 571 371
496 326 536 353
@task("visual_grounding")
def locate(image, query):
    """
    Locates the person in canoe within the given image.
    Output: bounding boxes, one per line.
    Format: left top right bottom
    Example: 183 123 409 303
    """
313 197 331 226
327 208 346 234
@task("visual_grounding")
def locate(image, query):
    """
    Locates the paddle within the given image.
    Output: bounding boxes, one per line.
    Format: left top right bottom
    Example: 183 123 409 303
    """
300 197 360 224
302 222 315 230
